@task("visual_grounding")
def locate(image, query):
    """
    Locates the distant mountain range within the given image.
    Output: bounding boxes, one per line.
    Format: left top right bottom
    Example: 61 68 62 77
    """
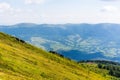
1 23 120 62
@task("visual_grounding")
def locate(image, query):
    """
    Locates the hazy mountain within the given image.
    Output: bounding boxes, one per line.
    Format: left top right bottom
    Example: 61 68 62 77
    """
1 23 120 62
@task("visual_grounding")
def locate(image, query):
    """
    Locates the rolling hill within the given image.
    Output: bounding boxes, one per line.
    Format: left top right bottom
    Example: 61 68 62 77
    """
0 32 119 80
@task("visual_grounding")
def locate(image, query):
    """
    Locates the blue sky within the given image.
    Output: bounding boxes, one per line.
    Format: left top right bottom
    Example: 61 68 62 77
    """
0 0 120 25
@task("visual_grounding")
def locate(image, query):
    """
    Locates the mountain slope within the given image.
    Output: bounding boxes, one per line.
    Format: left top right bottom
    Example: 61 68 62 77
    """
0 32 118 80
1 23 120 61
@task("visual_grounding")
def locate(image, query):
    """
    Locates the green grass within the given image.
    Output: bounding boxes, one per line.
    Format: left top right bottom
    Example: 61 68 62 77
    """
0 32 119 80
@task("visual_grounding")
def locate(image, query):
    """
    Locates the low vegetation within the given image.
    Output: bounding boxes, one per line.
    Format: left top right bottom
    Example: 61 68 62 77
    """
0 32 120 80
79 60 120 79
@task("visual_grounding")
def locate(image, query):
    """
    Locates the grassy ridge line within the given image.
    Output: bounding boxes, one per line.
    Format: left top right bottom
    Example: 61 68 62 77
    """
0 32 116 80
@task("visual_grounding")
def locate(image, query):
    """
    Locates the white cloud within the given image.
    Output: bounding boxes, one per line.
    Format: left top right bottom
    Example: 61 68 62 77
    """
0 2 23 15
0 2 39 25
25 0 45 4
0 2 13 13
101 6 119 12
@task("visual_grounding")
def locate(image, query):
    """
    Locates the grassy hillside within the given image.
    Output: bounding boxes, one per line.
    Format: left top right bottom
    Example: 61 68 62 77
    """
0 32 119 80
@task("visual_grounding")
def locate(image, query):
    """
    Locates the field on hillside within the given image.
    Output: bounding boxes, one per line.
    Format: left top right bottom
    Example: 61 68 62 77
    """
0 32 119 80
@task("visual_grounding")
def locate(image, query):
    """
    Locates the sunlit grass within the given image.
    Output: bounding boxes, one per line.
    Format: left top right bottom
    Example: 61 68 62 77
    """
0 32 119 80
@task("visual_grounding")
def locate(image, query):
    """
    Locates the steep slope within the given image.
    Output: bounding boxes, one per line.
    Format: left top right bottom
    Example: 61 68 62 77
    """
0 32 118 80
